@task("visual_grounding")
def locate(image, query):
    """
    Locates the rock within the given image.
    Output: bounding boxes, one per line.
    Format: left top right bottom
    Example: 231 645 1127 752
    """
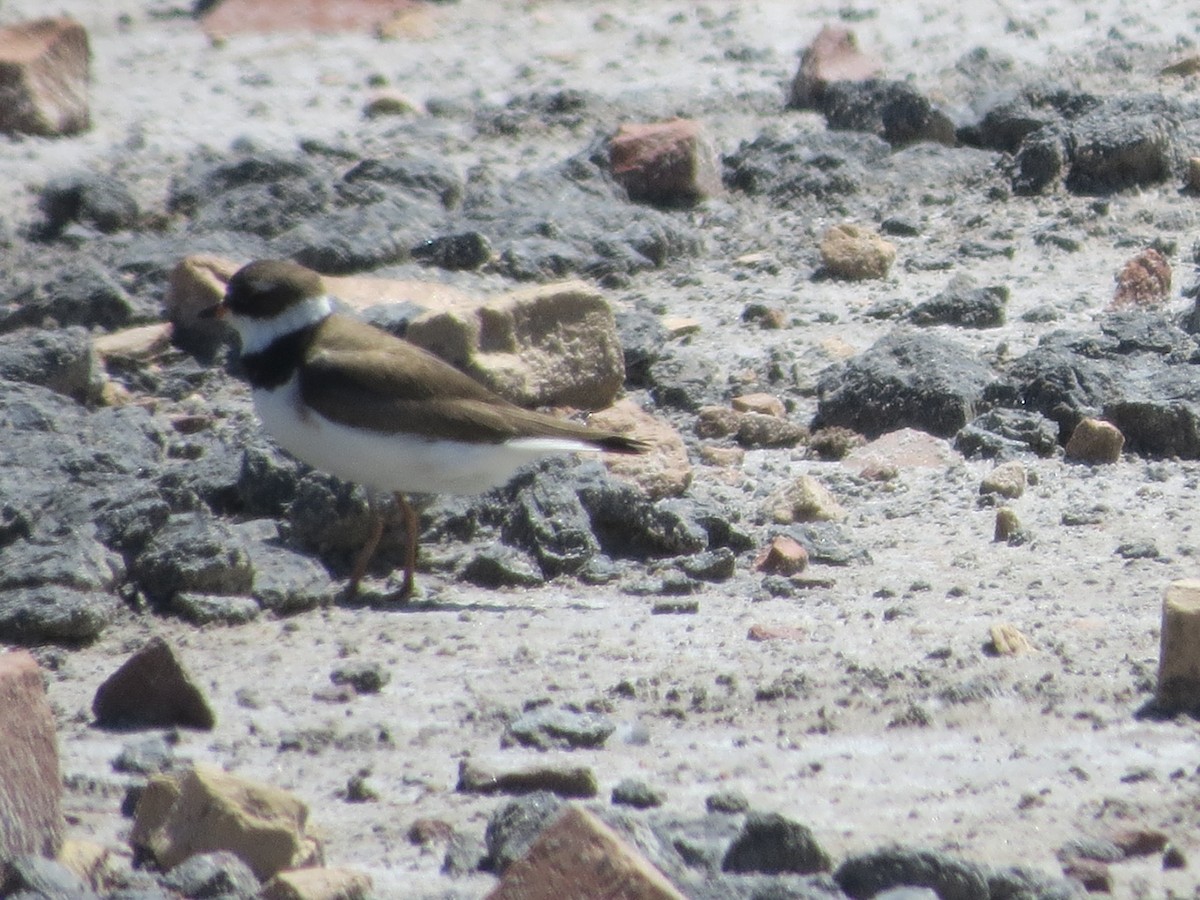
1163 845 1187 869
94 323 173 364
457 760 599 799
1156 580 1200 713
1189 157 1200 192
647 351 725 411
410 231 493 271
404 280 625 409
461 545 546 589
1111 248 1171 309
482 792 565 874
93 636 216 730
783 522 869 566
164 254 241 350
993 508 1022 543
1064 96 1178 194
362 87 418 118
1111 828 1168 857
0 586 117 644
814 332 994 439
754 536 809 575
113 735 177 776
199 0 418 34
736 413 807 449
956 408 1059 460
608 118 721 206
1064 418 1124 464
678 547 736 582
1060 858 1111 892
0 326 102 403
55 838 109 891
162 850 260 899
724 129 887 203
37 173 138 236
504 708 616 751
244 539 338 615
589 400 692 500
721 811 832 875
706 791 750 814
989 622 1034 655
980 461 1026 499
611 779 666 810
747 624 807 643
1011 127 1068 195
137 764 314 881
760 476 845 524
987 865 1086 900
171 592 261 626
259 867 373 900
0 854 90 897
788 24 883 109
695 406 742 439
732 393 786 418
0 651 62 859
835 847 990 900
487 806 685 900
503 471 599 576
819 223 896 280
329 661 390 695
908 274 1008 328
0 17 90 136
131 512 252 607
820 79 956 146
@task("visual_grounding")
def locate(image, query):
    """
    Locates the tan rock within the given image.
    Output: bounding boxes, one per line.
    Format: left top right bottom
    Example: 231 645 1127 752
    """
588 399 692 500
747 624 807 643
698 445 745 467
1110 248 1171 309
165 254 239 332
0 17 90 136
761 475 845 524
695 406 742 439
1064 417 1124 464
732 392 786 418
994 507 1021 542
737 413 806 449
93 323 173 362
57 839 109 890
754 536 809 575
843 428 958 473
130 773 183 851
145 764 313 881
486 805 684 900
609 118 721 205
1188 156 1200 192
1160 55 1200 77
260 867 373 900
980 461 1026 499
788 24 883 109
405 280 625 409
0 651 62 859
661 316 701 338
819 223 896 281
200 0 420 35
989 622 1034 655
1156 580 1200 713
456 760 598 799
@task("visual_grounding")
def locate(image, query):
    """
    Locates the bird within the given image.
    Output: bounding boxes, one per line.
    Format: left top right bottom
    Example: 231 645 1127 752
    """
203 258 647 601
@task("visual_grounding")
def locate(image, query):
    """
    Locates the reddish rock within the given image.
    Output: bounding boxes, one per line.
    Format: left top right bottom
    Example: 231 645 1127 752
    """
0 17 90 136
92 636 216 730
609 119 721 205
1111 248 1171 309
200 0 420 35
407 818 455 846
754 536 809 575
732 393 786 418
1064 418 1124 465
589 400 692 500
789 24 882 109
747 624 807 643
0 651 63 859
1111 828 1168 857
486 805 684 900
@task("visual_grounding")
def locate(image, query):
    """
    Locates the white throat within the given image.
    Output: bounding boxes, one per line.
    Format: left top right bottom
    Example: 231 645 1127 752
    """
231 294 333 355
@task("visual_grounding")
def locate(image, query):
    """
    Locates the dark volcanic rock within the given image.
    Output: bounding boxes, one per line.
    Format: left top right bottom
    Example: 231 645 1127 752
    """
161 851 259 899
92 636 216 730
988 865 1087 899
611 778 665 809
0 261 135 333
410 230 493 270
0 586 117 645
0 531 122 593
820 79 956 146
502 473 599 576
834 847 990 900
0 327 101 402
243 538 338 615
504 707 616 751
648 351 727 411
721 811 832 875
724 130 887 204
482 792 565 874
0 854 94 898
908 274 1008 329
813 331 995 438
1064 95 1181 194
36 172 139 237
460 545 545 589
131 512 252 607
956 408 1060 459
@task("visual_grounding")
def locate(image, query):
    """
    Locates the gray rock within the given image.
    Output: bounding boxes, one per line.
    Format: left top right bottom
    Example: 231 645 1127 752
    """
482 792 564 874
834 847 990 900
648 352 726 411
722 812 832 875
93 485 172 558
707 790 751 814
241 537 337 615
113 734 177 775
170 592 261 625
724 130 886 204
0 531 122 592
235 444 305 518
442 830 487 877
1012 127 1068 195
460 545 545 588
1064 95 1181 194
908 274 1008 329
988 864 1087 899
782 523 870 567
615 306 670 388
0 854 95 898
0 261 135 333
502 472 599 576
410 231 492 270
92 636 216 730
132 513 252 606
813 331 995 438
505 707 616 750
0 586 117 644
820 79 955 146
330 661 391 695
679 548 737 582
956 408 1060 459
161 851 259 899
612 778 666 809
37 172 140 236
0 327 101 402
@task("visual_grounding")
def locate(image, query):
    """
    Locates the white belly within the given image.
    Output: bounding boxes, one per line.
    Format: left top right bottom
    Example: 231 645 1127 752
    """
252 378 592 495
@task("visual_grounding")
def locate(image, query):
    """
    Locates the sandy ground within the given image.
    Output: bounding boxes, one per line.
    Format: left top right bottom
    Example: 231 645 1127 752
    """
5 0 1200 897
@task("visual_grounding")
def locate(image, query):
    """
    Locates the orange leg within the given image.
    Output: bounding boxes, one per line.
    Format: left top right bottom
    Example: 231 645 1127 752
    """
348 493 384 598
394 492 417 601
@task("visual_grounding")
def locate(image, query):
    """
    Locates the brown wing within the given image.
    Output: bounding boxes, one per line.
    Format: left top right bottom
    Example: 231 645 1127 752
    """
299 315 646 451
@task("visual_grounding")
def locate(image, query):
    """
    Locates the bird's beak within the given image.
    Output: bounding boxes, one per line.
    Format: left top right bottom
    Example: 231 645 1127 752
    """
199 301 229 320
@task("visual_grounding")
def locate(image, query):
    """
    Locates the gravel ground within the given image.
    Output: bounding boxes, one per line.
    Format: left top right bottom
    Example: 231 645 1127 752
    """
5 1 1200 897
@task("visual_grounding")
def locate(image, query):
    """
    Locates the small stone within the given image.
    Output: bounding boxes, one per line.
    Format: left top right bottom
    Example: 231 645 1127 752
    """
0 17 90 136
732 393 786 418
706 791 750 814
0 651 62 859
761 475 845 524
819 223 896 280
1156 580 1200 713
609 118 721 206
1111 248 1172 309
698 445 745 467
408 819 455 846
1163 844 1187 869
345 769 379 803
980 461 1027 499
989 622 1034 656
486 805 685 900
810 426 867 460
754 536 809 576
993 508 1022 543
1188 157 1200 192
504 708 616 751
113 735 176 775
456 760 599 799
92 636 216 730
588 400 692 501
162 850 260 899
747 624 807 643
611 778 666 809
1061 858 1111 892
410 231 493 271
722 811 832 875
259 866 373 900
1111 828 1168 857
1065 418 1124 464
788 24 882 109
363 88 418 118
736 413 807 448
695 406 742 439
330 661 390 695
